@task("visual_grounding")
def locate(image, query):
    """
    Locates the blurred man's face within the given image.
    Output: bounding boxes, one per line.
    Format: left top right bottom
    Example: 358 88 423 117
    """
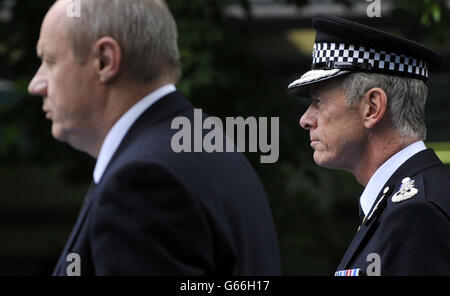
28 1 99 151
299 80 366 172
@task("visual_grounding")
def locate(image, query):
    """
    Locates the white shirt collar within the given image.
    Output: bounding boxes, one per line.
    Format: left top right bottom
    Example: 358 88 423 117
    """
93 84 176 184
359 141 426 216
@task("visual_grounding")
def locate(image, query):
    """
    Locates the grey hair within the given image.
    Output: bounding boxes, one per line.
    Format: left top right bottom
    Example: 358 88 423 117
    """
340 72 428 140
64 0 181 83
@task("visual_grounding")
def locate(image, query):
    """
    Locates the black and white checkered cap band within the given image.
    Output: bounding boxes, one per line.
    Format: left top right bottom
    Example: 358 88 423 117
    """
313 43 429 79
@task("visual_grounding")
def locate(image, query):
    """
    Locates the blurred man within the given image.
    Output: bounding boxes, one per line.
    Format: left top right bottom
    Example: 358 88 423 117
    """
289 14 450 275
28 0 281 275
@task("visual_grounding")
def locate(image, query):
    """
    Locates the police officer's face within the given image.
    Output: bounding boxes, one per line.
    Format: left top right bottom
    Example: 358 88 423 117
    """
299 80 366 171
28 1 101 152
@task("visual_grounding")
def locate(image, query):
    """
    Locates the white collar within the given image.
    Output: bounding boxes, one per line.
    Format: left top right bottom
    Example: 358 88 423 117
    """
359 141 426 216
93 84 176 184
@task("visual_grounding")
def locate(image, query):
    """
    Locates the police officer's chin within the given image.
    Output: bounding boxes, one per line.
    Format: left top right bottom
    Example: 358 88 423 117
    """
312 151 327 167
312 151 338 169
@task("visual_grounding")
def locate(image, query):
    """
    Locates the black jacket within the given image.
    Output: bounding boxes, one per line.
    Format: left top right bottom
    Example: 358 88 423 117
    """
52 91 281 276
337 149 450 275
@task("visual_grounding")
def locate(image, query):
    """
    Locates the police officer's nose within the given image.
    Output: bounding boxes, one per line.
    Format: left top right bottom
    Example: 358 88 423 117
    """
28 66 48 97
299 107 316 130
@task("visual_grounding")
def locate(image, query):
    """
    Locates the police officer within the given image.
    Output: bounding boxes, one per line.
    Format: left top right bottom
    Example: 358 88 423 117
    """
288 14 450 276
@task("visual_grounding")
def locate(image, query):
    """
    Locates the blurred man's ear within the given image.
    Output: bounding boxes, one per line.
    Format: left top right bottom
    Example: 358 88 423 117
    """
361 87 388 129
93 37 122 83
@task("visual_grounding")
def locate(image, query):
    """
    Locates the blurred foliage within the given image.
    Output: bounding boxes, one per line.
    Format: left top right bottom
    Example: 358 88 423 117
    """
394 0 450 44
0 0 448 275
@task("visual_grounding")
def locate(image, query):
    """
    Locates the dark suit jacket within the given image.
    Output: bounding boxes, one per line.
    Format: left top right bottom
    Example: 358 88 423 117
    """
53 91 281 276
337 149 450 275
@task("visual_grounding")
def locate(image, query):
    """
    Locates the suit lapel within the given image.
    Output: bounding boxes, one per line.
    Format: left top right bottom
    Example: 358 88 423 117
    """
101 90 191 180
337 149 442 270
337 186 393 269
52 183 97 275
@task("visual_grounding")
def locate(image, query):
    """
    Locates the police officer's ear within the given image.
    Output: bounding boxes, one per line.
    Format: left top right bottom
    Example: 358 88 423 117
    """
92 37 122 84
361 87 388 129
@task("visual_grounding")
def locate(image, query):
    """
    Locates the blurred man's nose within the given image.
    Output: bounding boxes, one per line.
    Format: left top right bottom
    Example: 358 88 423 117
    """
299 107 316 130
28 66 48 97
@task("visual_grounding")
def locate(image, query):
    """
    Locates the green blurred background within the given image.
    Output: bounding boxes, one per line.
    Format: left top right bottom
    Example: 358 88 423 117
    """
0 0 449 275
